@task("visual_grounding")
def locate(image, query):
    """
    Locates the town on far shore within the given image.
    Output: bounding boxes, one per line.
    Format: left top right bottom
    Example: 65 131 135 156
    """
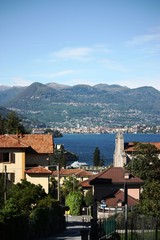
32 123 160 135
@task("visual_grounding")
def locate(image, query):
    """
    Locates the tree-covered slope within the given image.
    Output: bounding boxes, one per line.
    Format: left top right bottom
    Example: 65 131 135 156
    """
0 82 159 127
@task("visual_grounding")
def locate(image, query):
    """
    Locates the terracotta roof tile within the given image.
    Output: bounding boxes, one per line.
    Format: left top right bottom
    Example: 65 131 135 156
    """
105 190 138 207
0 134 54 153
89 167 143 185
74 169 93 178
125 142 160 152
25 166 52 174
80 179 92 188
0 134 28 148
52 168 93 178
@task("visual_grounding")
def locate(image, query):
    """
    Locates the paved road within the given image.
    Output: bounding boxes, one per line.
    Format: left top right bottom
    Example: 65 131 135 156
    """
41 215 91 240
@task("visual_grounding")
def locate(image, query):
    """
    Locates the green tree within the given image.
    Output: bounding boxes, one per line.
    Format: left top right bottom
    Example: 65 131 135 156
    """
84 189 94 207
51 147 78 169
0 115 6 134
139 180 160 217
0 173 5 205
93 147 100 166
5 112 26 134
0 180 46 240
126 143 160 181
93 147 104 166
126 143 160 217
61 176 80 200
0 181 65 240
30 195 65 238
65 191 83 215
6 179 46 214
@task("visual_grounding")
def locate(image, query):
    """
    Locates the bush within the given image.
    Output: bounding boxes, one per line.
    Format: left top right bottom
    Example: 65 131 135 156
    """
84 189 94 207
65 191 83 215
0 181 66 239
30 196 65 238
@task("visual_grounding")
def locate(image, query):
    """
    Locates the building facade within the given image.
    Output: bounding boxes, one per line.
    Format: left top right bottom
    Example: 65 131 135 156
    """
0 134 54 193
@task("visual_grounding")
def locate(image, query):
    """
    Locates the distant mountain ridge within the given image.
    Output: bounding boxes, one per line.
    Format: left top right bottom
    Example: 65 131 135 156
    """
0 82 159 128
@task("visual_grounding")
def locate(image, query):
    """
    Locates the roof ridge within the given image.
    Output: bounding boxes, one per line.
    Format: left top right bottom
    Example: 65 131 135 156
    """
3 134 29 147
75 169 84 175
25 165 52 173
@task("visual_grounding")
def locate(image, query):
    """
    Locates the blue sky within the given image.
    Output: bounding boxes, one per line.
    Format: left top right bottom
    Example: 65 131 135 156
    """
0 0 160 90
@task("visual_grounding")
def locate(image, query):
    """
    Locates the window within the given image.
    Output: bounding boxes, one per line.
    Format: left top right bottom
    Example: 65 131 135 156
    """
0 153 15 163
7 173 15 183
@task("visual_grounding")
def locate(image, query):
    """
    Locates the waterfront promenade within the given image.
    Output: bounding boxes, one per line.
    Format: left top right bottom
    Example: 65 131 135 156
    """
41 215 91 240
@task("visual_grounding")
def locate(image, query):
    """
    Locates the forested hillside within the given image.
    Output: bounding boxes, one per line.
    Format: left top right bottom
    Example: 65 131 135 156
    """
0 82 159 128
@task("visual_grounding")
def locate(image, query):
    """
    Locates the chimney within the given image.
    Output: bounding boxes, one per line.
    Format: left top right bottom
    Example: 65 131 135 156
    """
124 172 129 179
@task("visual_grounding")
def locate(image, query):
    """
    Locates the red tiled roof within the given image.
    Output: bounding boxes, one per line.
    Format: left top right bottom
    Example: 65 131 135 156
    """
0 134 54 153
125 142 160 152
89 167 143 185
25 166 52 174
105 190 138 207
0 134 28 148
75 169 93 178
52 168 93 178
80 179 92 188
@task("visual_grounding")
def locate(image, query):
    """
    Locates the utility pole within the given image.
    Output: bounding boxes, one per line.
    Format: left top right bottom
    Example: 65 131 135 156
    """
124 183 128 240
4 165 7 201
57 163 60 201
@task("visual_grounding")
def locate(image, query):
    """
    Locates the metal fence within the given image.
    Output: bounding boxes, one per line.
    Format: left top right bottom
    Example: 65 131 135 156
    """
98 212 160 240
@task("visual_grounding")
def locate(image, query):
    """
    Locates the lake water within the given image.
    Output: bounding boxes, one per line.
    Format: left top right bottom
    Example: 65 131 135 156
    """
54 133 160 166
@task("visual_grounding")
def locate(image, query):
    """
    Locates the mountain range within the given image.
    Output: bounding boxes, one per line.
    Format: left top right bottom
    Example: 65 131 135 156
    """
0 82 159 128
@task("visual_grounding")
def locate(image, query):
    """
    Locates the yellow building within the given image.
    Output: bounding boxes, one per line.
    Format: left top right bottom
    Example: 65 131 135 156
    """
0 134 54 193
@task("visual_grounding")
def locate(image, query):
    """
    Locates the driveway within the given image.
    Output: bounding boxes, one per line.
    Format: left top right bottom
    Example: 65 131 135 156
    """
41 215 91 240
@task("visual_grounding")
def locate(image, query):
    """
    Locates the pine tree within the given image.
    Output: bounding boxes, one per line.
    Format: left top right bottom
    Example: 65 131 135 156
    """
93 147 100 166
5 112 25 134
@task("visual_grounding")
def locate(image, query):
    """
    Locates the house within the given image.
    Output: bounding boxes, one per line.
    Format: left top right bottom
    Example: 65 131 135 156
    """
25 166 52 194
113 131 160 167
52 168 93 186
88 167 143 219
124 141 160 162
98 189 139 218
0 134 54 193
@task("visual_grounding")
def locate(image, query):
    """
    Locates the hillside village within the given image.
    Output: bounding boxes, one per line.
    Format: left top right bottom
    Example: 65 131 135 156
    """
0 129 159 239
0 82 160 131
1 0 160 239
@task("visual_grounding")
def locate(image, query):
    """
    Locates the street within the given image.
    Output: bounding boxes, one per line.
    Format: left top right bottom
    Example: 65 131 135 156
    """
41 215 91 240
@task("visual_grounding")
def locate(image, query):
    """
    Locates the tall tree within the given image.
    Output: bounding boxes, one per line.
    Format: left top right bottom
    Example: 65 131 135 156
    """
84 189 94 207
93 147 104 166
0 115 6 134
126 143 160 217
5 112 25 134
93 147 100 166
6 179 46 214
65 191 83 215
61 176 80 197
126 143 160 181
140 180 160 217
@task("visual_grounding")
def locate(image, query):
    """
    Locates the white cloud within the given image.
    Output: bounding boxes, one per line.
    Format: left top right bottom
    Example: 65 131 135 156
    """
126 27 160 46
128 33 160 45
50 47 93 60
